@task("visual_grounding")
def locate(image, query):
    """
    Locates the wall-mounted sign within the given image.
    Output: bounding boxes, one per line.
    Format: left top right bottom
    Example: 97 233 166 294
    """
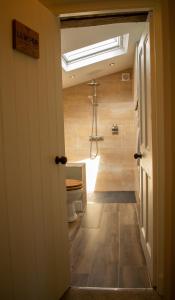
12 20 39 59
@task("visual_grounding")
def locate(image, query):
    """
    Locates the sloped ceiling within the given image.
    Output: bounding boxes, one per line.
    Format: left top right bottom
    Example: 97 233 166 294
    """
61 22 146 88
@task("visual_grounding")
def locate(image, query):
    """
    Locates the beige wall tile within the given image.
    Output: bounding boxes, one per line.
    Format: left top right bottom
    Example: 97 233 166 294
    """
63 70 137 191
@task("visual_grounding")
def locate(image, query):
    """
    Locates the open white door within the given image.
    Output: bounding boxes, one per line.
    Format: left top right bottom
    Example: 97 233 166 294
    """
0 1 70 299
136 22 154 282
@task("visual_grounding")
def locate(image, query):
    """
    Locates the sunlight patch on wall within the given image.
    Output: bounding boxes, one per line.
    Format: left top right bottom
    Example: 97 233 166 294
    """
79 156 100 192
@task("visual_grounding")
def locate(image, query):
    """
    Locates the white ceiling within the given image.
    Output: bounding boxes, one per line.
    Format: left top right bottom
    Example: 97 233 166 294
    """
61 22 146 88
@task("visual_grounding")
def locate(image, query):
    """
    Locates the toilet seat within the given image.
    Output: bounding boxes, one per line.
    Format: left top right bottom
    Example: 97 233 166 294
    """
66 179 83 191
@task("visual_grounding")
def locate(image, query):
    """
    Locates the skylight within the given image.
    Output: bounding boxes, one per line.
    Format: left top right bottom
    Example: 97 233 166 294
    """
62 34 129 72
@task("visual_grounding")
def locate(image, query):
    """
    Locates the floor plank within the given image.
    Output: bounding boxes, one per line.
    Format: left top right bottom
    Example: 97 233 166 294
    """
119 204 137 225
71 228 99 275
61 287 162 300
69 197 150 289
81 202 103 228
87 206 119 287
119 266 150 288
119 225 146 266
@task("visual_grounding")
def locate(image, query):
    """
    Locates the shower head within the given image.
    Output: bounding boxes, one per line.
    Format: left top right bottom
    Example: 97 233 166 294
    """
88 79 100 86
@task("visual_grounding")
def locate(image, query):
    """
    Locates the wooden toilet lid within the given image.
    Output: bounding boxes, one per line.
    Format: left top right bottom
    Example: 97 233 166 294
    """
66 179 83 191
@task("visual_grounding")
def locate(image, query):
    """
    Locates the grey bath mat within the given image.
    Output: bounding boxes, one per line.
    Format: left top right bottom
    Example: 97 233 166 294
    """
89 191 136 203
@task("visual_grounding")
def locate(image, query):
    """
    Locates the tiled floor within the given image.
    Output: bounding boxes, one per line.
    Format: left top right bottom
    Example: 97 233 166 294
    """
68 193 151 289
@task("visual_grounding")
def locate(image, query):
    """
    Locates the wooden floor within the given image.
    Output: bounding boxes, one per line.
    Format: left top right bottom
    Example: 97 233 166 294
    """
61 287 162 300
68 199 150 289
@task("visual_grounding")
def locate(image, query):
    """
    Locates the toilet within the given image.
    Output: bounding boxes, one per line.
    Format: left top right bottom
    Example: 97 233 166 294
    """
66 179 83 222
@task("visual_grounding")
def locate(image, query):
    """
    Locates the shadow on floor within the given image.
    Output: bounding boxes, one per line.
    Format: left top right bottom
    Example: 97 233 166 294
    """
88 191 136 203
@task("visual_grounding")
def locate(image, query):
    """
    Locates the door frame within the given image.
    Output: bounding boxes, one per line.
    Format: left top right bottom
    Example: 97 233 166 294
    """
44 0 165 295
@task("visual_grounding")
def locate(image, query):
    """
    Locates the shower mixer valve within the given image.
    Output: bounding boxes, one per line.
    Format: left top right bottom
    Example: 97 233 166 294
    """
112 124 119 135
89 136 104 141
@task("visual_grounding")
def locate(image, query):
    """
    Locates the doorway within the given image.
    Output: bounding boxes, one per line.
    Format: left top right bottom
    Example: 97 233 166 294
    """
0 1 166 299
61 12 154 290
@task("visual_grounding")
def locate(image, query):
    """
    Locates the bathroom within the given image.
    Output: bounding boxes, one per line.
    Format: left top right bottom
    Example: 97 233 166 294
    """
61 15 151 289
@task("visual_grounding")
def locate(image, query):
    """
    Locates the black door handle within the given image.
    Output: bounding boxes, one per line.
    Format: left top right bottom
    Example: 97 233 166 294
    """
55 156 67 165
134 153 142 159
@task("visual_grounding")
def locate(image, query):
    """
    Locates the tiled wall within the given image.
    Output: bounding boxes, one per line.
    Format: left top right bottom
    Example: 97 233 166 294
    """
63 70 137 191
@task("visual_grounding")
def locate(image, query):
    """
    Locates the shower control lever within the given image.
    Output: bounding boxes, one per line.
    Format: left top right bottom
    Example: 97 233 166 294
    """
134 153 142 159
55 156 67 165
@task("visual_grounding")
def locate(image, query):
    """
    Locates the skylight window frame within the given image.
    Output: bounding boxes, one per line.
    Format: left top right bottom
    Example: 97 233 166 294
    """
62 34 129 72
62 36 122 64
